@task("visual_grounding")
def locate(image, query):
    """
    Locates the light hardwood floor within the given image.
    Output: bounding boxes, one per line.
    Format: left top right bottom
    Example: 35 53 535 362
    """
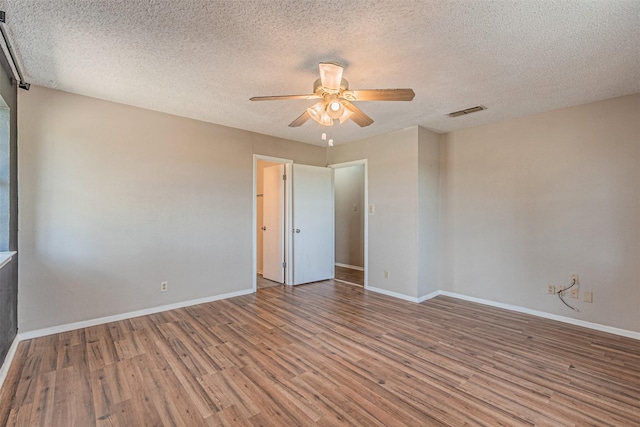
256 274 282 290
1 281 639 426
334 266 364 286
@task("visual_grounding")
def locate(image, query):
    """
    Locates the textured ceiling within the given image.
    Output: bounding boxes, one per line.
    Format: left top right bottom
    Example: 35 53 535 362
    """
0 0 638 146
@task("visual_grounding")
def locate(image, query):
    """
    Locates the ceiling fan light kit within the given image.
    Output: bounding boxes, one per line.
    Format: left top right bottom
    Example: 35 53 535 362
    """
327 99 342 118
306 102 329 125
250 62 415 129
338 108 353 124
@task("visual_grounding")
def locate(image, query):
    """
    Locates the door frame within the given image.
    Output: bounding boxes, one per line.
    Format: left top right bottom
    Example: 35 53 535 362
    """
328 159 369 289
262 163 286 283
253 155 293 291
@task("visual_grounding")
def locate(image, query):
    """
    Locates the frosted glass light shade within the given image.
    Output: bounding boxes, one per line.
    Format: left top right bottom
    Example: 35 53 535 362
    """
327 100 344 120
307 102 325 122
319 111 333 126
307 102 333 126
338 108 353 124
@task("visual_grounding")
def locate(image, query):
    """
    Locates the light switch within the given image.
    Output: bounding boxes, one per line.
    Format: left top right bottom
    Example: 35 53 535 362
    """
369 204 375 214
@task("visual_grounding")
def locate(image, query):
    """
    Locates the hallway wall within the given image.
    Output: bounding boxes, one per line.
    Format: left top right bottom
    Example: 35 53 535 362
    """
334 164 365 268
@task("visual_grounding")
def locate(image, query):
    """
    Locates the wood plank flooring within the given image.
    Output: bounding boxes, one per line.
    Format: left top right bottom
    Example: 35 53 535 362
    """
1 281 639 426
334 266 364 286
256 274 282 290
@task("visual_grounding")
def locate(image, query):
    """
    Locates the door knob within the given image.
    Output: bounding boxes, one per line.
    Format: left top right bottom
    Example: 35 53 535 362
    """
295 229 301 233
261 226 266 231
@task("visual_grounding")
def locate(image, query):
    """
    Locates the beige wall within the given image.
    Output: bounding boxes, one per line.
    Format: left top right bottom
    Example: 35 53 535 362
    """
440 94 640 331
18 86 325 332
18 84 640 334
334 165 365 268
417 127 441 297
327 127 421 297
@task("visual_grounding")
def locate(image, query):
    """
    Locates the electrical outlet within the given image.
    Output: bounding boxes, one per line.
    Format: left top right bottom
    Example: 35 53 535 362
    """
160 281 168 292
557 285 565 296
583 291 593 303
570 274 579 285
570 288 579 299
547 284 555 294
384 270 390 279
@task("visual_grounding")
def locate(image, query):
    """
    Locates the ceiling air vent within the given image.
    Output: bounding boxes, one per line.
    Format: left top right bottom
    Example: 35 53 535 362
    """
448 105 486 117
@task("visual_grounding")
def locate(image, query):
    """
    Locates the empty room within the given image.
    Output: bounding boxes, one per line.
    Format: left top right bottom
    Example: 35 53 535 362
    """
0 1 639 426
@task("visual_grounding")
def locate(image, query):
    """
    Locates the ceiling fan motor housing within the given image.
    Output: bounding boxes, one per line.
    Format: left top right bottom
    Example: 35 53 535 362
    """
313 78 350 95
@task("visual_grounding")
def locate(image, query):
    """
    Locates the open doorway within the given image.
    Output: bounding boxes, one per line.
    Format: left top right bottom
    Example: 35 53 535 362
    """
253 156 337 291
253 155 292 291
329 160 368 287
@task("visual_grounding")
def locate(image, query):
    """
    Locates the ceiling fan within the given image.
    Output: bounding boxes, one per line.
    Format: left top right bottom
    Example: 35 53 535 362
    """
250 62 415 128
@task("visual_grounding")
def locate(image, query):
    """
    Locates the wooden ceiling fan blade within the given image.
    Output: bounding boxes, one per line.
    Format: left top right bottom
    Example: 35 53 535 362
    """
250 94 319 101
288 111 310 127
343 101 374 127
350 89 415 101
319 62 343 91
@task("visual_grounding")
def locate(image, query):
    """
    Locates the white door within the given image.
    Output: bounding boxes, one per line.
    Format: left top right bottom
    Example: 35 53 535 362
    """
292 164 334 285
262 164 285 283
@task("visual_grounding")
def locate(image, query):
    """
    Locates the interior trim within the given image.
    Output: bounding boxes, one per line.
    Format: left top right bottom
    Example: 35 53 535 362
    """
0 251 16 270
17 287 254 341
335 263 364 271
429 290 640 341
0 334 19 392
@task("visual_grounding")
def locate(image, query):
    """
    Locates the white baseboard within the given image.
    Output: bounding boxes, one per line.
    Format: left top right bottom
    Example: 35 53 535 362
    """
0 335 20 392
367 287 639 340
18 288 255 341
365 286 442 304
417 290 440 303
366 286 421 303
334 278 362 287
435 291 640 341
367 286 439 303
335 263 364 271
